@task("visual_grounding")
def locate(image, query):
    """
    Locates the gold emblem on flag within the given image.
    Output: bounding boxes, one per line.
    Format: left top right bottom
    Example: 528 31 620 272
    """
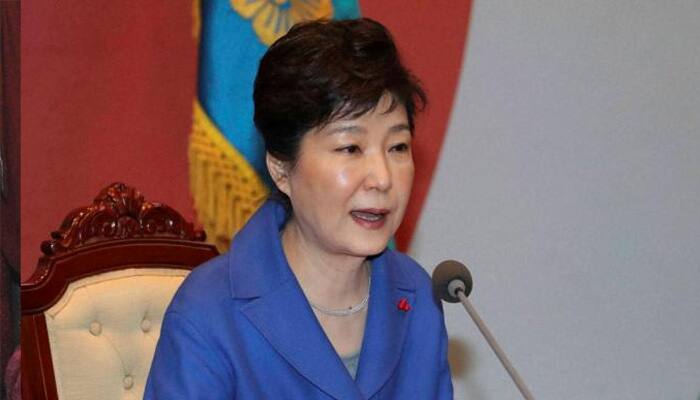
230 0 333 46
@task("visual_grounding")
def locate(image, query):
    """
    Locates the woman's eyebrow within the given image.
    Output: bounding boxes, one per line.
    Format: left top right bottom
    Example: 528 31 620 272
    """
326 125 366 135
388 123 411 133
327 123 410 135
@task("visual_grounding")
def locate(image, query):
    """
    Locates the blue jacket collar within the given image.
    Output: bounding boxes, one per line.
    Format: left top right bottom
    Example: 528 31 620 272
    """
226 200 416 399
227 200 295 299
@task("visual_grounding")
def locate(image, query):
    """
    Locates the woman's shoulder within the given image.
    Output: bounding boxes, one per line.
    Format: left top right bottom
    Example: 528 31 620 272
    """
381 249 433 292
167 253 232 314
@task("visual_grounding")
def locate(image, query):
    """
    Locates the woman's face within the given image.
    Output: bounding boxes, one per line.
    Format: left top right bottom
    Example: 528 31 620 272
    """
272 94 414 258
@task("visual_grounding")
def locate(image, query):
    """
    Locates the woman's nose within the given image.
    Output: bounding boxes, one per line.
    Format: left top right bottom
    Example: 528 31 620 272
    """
364 152 392 191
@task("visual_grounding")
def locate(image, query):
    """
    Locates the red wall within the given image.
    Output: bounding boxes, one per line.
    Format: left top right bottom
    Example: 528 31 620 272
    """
21 1 471 280
21 2 197 280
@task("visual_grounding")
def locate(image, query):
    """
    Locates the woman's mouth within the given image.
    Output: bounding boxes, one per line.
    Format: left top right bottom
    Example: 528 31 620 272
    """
350 209 389 230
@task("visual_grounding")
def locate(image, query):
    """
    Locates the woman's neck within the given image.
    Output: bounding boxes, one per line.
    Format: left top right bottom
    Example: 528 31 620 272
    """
281 218 370 308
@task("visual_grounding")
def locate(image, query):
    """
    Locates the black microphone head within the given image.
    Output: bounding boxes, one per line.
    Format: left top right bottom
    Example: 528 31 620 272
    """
432 260 473 303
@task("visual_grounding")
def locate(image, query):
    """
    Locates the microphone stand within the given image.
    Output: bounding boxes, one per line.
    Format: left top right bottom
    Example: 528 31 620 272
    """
455 288 535 400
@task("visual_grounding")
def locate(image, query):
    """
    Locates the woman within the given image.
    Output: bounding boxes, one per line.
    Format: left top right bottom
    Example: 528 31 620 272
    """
146 18 453 399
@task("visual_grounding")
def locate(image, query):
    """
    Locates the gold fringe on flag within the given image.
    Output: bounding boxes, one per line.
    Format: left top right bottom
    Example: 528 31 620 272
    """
189 100 269 253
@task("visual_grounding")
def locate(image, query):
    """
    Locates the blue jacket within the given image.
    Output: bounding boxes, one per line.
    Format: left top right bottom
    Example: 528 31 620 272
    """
145 200 453 399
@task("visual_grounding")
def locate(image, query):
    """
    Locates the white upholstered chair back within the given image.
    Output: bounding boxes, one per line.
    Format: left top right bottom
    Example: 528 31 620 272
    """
44 268 189 400
21 183 219 400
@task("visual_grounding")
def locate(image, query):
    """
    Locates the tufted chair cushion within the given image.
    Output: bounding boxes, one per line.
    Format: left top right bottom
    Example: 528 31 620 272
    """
43 268 189 400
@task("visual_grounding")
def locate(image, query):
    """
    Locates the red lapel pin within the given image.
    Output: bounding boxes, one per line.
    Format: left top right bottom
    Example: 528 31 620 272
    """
397 298 411 312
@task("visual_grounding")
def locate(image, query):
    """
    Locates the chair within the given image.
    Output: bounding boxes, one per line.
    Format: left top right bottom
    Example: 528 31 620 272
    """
21 183 219 400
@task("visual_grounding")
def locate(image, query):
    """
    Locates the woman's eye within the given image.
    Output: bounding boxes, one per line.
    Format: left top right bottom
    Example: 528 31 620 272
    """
336 145 361 154
390 143 410 152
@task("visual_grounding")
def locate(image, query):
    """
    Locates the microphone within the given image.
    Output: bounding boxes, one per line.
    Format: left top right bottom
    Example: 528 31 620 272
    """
432 260 535 400
432 259 473 303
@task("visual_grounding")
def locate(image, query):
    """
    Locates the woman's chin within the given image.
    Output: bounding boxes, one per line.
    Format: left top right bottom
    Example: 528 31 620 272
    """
344 237 392 258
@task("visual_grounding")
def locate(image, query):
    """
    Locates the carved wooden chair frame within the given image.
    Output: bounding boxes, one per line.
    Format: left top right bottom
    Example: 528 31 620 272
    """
21 183 219 400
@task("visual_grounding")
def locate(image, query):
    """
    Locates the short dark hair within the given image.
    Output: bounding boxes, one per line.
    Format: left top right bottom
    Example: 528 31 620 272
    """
253 17 426 165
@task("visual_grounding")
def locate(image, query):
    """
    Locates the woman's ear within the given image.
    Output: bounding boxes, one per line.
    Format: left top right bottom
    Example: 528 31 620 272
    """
266 152 291 196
